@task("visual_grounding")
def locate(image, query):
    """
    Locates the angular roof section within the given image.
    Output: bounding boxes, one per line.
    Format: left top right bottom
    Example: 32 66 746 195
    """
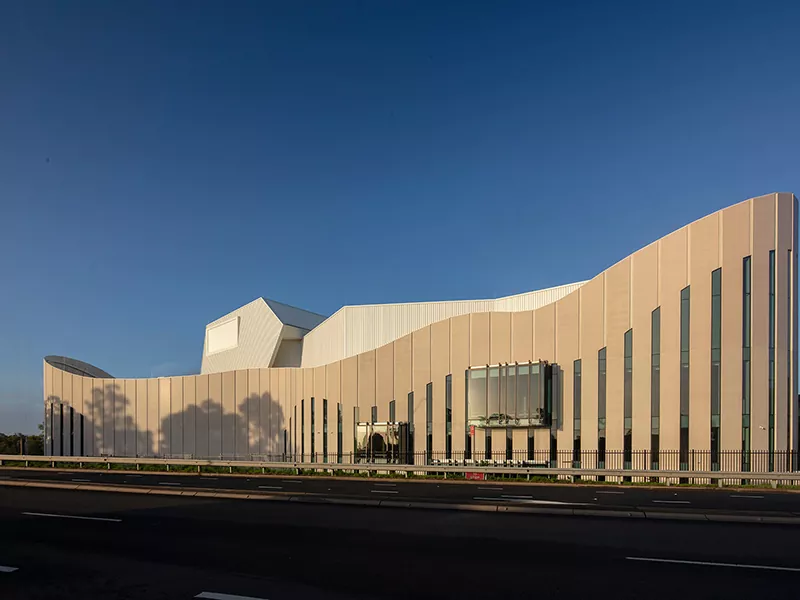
262 298 326 331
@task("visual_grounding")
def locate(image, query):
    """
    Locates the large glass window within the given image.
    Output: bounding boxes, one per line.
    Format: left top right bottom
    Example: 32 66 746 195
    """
598 347 607 468
742 256 751 471
467 369 487 421
624 329 633 470
769 250 776 471
487 367 500 419
573 359 581 467
464 371 472 459
680 286 690 471
445 375 452 459
530 364 540 421
711 268 721 471
407 392 414 460
426 382 433 461
789 249 793 459
310 398 315 462
506 365 516 421
337 403 342 463
651 307 661 469
516 365 530 422
323 399 328 463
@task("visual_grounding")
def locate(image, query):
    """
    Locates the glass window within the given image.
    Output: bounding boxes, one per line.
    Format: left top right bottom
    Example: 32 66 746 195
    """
516 365 530 422
742 256 751 471
506 427 513 461
680 286 690 470
323 399 328 462
464 371 472 459
310 398 315 462
371 405 377 423
407 392 414 458
506 365 516 421
301 399 305 459
389 400 396 422
467 369 487 421
445 375 452 459
711 268 721 471
426 382 433 460
499 365 507 420
487 367 500 419
769 250 775 470
624 329 633 469
485 429 492 460
651 307 661 469
788 250 793 458
337 403 342 463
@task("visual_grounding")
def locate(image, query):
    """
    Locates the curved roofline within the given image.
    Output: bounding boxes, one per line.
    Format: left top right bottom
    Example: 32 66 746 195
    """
44 356 113 379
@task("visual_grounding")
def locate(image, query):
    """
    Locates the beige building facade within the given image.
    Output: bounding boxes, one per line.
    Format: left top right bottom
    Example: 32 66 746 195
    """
44 193 799 473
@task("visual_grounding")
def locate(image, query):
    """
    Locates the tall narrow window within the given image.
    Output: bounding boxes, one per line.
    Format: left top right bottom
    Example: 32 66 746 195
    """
407 392 415 463
445 375 452 460
527 428 534 461
353 406 359 461
283 429 287 457
301 399 305 460
337 403 342 463
488 367 500 420
573 359 581 467
485 428 492 461
80 414 84 457
651 307 661 469
506 365 516 422
598 348 607 469
711 269 722 471
680 286 691 471
310 398 315 462
323 399 328 463
389 400 396 422
742 256 752 471
506 427 513 461
371 405 378 423
549 366 558 467
69 406 75 457
624 329 633 471
293 405 297 457
769 250 776 471
426 382 433 462
788 249 793 460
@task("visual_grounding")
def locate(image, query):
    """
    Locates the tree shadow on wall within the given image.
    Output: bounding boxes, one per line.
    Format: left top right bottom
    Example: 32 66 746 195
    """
160 392 285 459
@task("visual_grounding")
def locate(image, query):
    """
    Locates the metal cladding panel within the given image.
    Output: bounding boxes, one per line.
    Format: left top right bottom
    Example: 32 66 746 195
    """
201 299 285 374
300 282 586 368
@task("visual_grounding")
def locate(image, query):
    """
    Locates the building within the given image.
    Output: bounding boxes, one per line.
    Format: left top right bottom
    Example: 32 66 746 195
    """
43 192 799 474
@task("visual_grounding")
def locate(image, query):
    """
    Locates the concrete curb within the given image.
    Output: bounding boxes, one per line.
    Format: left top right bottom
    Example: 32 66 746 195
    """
3 478 800 525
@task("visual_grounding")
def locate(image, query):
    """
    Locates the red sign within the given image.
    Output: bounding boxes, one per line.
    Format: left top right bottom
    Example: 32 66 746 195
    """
469 425 476 436
465 472 485 481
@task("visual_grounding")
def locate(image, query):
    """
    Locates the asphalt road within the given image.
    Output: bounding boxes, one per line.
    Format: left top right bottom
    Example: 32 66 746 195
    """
1 467 800 517
0 486 799 599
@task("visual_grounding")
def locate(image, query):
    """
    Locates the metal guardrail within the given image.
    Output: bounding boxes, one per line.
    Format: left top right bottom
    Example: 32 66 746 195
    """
2 454 800 487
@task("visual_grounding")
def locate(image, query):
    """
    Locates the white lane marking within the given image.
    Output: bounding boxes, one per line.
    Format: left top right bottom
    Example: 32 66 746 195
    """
258 486 283 490
195 592 270 600
652 500 690 504
22 512 121 523
0 566 19 573
730 494 765 499
626 556 800 572
281 480 302 484
374 483 397 487
501 495 533 499
158 482 181 486
472 497 587 506
478 487 503 491
71 479 91 482
371 490 399 494
596 491 624 495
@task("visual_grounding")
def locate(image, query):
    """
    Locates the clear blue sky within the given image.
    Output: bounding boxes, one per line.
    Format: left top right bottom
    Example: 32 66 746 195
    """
1 1 798 433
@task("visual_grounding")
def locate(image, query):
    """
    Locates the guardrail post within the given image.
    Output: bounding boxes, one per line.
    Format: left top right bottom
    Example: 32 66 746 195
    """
107 462 110 470
197 465 201 473
167 464 170 472
136 463 140 471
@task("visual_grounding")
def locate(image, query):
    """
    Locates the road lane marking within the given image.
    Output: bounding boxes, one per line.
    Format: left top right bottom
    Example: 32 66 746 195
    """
652 500 690 504
473 497 587 506
371 490 399 494
374 483 397 487
22 512 121 523
0 566 19 573
501 495 533 499
596 491 624 495
478 487 503 491
196 592 270 600
730 494 764 499
281 480 302 484
626 557 800 572
258 486 283 490
71 479 91 482
158 482 181 486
